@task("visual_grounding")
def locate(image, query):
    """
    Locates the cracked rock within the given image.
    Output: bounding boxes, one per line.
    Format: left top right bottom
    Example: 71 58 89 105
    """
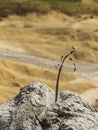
0 81 98 130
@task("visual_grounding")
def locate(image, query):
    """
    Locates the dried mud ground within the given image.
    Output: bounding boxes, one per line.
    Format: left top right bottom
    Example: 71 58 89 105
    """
0 11 98 109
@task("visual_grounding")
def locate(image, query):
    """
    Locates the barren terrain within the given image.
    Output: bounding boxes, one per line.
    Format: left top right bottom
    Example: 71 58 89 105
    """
0 11 98 109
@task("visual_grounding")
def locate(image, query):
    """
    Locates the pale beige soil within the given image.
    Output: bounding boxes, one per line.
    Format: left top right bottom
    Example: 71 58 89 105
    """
0 45 98 106
0 11 98 62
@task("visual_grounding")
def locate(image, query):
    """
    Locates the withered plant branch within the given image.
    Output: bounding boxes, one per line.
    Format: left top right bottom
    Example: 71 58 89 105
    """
69 58 76 72
55 47 77 103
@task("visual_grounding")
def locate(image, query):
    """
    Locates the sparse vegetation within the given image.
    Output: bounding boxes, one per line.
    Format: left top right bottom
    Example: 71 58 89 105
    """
0 0 98 18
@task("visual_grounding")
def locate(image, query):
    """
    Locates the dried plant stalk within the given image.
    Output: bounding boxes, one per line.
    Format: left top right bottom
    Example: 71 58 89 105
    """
55 47 77 102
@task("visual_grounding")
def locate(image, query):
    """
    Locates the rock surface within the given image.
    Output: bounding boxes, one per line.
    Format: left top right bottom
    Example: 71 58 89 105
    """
0 81 98 130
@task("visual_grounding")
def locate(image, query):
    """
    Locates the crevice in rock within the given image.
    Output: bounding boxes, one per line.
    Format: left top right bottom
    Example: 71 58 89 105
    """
0 82 98 130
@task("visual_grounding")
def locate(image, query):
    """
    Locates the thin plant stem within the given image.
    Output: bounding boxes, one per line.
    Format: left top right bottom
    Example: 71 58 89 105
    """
55 48 76 103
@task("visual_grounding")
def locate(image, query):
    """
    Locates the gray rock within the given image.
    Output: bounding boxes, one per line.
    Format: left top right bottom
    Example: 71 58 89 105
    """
0 81 98 130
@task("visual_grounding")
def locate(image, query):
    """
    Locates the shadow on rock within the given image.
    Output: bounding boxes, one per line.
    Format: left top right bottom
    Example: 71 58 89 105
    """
0 81 98 130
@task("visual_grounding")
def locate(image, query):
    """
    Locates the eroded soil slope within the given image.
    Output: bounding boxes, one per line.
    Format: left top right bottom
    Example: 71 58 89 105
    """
0 12 98 109
0 11 98 62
